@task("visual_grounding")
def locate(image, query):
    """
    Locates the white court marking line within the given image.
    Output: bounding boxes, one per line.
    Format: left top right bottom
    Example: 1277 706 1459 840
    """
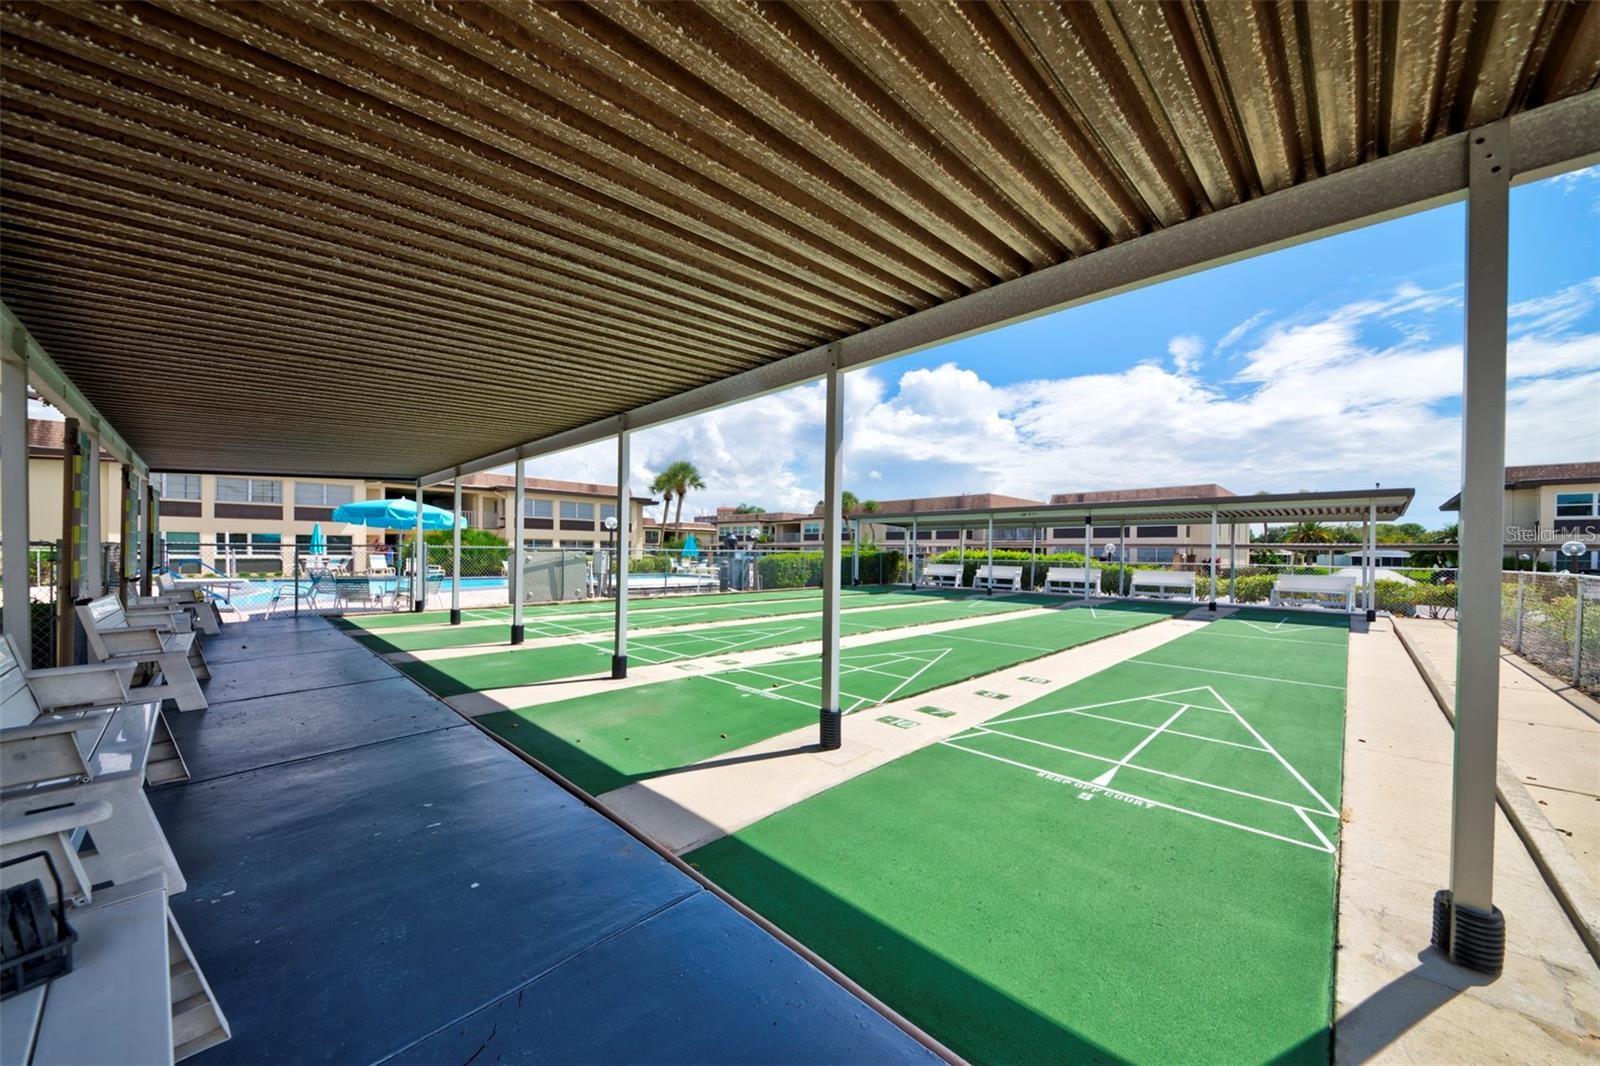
982 684 1340 818
1126 659 1345 690
1092 703 1188 787
938 741 1334 854
624 624 809 666
1039 705 1269 753
1189 630 1342 648
986 686 1229 728
959 725 1337 819
703 648 952 713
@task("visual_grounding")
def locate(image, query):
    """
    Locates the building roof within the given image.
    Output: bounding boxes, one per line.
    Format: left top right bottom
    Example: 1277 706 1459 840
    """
855 493 1043 515
2 4 1594 477
1438 462 1600 510
24 417 116 460
867 487 1415 527
707 510 813 524
1049 484 1234 506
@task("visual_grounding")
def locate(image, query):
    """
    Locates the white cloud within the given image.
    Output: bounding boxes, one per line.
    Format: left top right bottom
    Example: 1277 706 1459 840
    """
519 276 1597 529
1167 334 1204 375
1216 309 1270 352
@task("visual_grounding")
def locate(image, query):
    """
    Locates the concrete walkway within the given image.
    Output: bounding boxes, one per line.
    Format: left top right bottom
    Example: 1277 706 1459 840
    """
1337 618 1600 1063
1395 618 1600 895
600 616 1206 852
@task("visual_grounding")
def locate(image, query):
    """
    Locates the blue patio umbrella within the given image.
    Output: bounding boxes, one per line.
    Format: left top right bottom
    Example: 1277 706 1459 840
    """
330 498 465 531
681 533 699 559
308 522 326 555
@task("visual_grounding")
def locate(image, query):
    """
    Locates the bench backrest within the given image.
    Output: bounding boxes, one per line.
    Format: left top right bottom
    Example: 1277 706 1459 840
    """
922 563 963 577
1277 575 1356 592
1 635 43 729
1045 567 1098 582
1132 570 1195 586
77 595 135 661
977 565 1022 577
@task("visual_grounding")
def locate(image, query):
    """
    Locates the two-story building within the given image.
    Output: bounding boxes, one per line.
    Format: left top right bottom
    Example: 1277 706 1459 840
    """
1441 461 1600 571
855 485 1249 561
15 419 654 568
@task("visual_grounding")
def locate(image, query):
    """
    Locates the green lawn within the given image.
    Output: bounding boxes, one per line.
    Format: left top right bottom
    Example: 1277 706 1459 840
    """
686 609 1349 1064
477 601 1187 795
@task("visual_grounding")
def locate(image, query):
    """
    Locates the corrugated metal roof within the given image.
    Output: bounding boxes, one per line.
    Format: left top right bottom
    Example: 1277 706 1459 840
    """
866 487 1417 526
2 2 1596 476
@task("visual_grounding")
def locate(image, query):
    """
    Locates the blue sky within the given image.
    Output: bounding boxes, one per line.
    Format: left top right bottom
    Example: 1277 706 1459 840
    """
529 166 1599 529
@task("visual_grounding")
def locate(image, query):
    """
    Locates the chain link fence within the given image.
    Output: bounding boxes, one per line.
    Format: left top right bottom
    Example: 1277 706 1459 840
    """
1502 571 1599 692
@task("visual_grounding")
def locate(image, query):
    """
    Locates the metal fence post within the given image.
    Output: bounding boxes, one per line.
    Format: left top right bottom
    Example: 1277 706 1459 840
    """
1574 584 1586 687
294 543 300 617
1513 572 1525 653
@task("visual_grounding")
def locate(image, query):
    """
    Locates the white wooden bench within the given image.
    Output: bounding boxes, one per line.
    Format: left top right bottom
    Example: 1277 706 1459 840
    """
128 573 223 636
973 564 1023 592
1 635 188 902
1042 566 1101 596
1129 570 1197 600
918 562 964 588
1271 574 1357 611
77 595 211 712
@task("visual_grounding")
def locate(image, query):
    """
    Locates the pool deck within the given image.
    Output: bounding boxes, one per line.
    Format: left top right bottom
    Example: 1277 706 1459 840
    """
149 615 941 1064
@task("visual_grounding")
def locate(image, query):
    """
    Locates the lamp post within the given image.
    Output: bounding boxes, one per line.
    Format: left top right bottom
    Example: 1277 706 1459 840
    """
603 515 619 595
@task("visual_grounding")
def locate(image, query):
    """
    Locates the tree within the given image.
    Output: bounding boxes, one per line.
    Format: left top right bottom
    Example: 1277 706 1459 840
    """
816 490 862 513
732 503 763 515
1284 521 1335 565
861 499 880 513
650 460 706 540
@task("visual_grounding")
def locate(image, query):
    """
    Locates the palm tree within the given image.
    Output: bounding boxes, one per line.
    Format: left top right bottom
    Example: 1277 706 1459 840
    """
861 499 880 514
650 460 705 540
1284 521 1335 565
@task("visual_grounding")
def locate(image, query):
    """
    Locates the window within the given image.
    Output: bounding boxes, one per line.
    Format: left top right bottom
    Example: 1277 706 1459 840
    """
294 534 354 552
560 539 590 549
162 531 201 551
1555 492 1598 517
560 501 595 521
1137 546 1177 563
1137 525 1179 538
296 482 355 507
215 532 282 551
153 473 201 500
529 539 553 549
802 521 822 535
723 523 760 538
524 498 553 518
1054 526 1084 539
645 529 661 544
216 477 282 503
600 504 617 522
1093 525 1122 538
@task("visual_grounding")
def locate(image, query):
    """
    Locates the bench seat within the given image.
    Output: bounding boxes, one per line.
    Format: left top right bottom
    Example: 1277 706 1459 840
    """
1271 575 1357 611
917 562 964 589
1043 566 1101 596
973 564 1023 592
1129 570 1197 600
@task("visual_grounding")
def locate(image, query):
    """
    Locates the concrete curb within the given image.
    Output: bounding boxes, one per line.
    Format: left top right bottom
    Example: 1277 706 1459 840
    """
1393 620 1600 967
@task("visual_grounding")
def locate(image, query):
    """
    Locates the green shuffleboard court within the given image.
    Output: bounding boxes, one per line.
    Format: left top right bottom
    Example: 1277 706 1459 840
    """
387 593 1065 698
477 601 1188 795
346 588 1001 654
327 585 882 633
686 609 1350 1065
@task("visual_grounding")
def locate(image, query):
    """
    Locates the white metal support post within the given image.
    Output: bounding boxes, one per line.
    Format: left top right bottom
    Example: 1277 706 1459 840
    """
84 438 102 595
851 520 860 584
1367 498 1379 620
1083 521 1092 602
818 351 845 750
1228 523 1237 604
613 427 630 679
412 485 425 612
118 465 132 603
510 459 526 644
911 518 918 586
1208 510 1218 611
986 517 995 595
1118 527 1127 595
1437 120 1510 974
450 478 462 625
1 356 31 665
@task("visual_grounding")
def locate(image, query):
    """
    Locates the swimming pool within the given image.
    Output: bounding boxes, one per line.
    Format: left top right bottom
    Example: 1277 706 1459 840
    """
222 572 718 612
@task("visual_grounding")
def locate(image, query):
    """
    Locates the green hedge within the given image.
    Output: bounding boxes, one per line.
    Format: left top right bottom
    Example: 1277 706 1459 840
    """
755 548 905 589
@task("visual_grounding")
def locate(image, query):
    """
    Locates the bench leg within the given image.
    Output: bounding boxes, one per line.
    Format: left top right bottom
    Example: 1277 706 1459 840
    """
187 642 212 681
79 787 187 896
157 654 209 711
